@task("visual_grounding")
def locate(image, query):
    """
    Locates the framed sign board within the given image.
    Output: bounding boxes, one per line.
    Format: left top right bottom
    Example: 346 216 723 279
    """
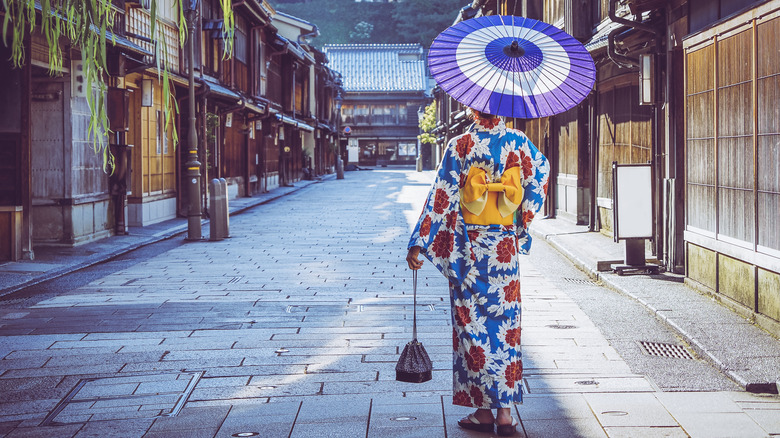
612 162 653 242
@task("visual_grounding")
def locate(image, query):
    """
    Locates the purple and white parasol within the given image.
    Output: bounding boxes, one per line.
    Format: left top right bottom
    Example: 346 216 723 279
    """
428 15 596 119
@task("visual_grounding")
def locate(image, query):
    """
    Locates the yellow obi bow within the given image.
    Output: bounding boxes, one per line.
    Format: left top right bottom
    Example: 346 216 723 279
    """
461 166 523 226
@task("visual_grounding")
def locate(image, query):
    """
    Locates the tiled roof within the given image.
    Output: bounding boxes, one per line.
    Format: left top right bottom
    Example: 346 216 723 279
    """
322 44 427 93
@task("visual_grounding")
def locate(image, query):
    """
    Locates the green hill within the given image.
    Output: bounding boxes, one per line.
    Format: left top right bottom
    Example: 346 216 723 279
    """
270 0 465 48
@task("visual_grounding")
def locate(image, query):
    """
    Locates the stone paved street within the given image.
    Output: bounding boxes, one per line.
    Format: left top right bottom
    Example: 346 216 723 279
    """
1 168 779 437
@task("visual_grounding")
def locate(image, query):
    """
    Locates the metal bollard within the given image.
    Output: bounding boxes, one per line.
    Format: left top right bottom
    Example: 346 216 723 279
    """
336 156 344 180
209 178 225 241
219 178 230 238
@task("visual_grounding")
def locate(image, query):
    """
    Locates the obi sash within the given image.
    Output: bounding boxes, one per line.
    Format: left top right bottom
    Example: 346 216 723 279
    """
460 166 523 226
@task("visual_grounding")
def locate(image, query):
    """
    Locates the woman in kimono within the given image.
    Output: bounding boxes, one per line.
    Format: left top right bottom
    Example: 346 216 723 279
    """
406 109 549 436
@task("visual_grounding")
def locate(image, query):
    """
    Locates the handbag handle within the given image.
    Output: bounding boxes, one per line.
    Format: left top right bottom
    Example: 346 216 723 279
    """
412 269 418 341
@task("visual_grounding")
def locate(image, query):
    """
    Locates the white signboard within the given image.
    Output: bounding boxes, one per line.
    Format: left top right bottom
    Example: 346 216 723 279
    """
613 163 653 240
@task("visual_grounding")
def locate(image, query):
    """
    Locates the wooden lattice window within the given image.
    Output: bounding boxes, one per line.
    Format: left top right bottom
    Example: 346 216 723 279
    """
685 14 780 254
757 17 780 253
685 44 716 235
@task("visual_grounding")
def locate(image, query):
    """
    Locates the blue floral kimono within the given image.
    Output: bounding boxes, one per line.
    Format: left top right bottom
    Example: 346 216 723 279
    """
408 117 549 408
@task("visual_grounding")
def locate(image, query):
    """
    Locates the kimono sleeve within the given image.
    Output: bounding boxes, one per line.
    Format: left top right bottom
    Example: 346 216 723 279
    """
515 135 550 254
408 136 471 284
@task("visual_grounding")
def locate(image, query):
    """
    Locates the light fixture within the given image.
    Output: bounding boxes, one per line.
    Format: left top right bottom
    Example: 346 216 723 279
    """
639 53 654 106
141 79 153 107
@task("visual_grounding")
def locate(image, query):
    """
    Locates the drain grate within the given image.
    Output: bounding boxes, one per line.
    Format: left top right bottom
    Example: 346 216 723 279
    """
639 341 694 359
561 277 597 285
41 371 203 425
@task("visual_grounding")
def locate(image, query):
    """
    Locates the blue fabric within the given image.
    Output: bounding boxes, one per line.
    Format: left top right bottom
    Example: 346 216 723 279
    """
409 117 549 408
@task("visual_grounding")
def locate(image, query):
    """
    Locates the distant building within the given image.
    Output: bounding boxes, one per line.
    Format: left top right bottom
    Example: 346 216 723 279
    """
323 43 430 167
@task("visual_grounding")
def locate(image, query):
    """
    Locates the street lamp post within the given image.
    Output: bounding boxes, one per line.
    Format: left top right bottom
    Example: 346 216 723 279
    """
416 106 425 172
185 0 202 240
334 92 344 179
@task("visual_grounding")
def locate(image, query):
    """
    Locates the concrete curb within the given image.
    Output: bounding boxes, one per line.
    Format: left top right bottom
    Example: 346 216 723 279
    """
530 228 775 394
0 177 329 298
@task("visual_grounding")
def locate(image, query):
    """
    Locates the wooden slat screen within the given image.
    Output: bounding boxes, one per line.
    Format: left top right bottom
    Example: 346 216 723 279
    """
686 14 780 253
597 83 651 202
557 108 578 176
685 44 716 233
717 29 754 244
757 17 780 252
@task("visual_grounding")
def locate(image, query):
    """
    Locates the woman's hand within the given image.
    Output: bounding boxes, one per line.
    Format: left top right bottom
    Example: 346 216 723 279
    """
406 246 423 270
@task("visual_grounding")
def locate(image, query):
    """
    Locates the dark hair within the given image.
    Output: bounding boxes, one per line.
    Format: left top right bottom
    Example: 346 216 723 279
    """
469 108 496 120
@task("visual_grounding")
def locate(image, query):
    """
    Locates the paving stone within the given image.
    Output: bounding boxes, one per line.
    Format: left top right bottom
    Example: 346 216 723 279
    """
3 424 84 437
146 405 230 434
515 394 597 420
72 418 155 437
290 421 366 438
585 393 678 427
519 417 608 438
602 426 689 437
670 412 768 438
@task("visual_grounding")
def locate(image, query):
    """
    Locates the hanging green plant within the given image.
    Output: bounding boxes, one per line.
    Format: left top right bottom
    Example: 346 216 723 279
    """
1 0 234 172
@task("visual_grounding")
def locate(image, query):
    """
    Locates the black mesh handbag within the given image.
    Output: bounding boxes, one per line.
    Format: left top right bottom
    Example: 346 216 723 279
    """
396 270 433 383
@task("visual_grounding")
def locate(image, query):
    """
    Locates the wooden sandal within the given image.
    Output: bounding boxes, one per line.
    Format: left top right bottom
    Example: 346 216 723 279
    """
457 413 495 433
496 418 519 436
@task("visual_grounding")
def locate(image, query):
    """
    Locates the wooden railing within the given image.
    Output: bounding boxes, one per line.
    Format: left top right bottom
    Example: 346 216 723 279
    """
126 8 180 74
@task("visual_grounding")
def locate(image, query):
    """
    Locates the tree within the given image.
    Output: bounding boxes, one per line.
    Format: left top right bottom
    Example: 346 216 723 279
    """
392 0 464 48
0 0 233 171
418 101 437 145
349 21 373 41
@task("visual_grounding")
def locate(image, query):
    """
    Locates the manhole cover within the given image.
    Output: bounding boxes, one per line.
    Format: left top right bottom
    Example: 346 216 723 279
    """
41 371 203 425
639 341 694 359
546 324 577 329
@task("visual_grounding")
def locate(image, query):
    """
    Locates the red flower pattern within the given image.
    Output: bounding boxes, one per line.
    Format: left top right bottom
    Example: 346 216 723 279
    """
495 237 516 264
467 230 479 242
503 280 521 302
520 151 533 179
456 135 475 158
477 117 500 130
446 211 459 230
522 210 535 228
433 189 449 214
454 305 471 327
419 216 432 237
431 230 454 259
469 385 484 407
505 152 519 169
453 328 459 351
466 345 487 372
453 390 471 406
459 172 468 188
504 361 523 388
505 328 521 347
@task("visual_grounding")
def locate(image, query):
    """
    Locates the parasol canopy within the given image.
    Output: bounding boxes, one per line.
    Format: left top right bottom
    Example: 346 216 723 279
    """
428 15 596 119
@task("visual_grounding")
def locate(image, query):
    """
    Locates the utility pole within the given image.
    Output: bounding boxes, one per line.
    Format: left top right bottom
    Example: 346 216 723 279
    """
185 0 202 240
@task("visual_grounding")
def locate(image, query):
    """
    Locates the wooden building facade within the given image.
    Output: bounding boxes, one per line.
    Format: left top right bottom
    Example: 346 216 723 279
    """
0 0 343 262
432 0 780 335
323 44 430 168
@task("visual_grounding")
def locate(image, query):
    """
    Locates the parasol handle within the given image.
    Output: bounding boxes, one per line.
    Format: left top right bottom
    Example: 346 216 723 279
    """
412 270 418 341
